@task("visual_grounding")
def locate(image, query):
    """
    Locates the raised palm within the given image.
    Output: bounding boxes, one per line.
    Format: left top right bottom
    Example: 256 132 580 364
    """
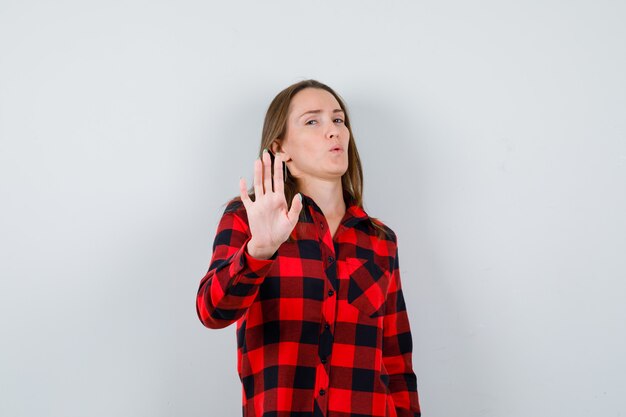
239 150 302 259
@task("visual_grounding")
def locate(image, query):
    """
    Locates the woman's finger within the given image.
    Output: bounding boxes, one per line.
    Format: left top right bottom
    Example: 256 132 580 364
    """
273 151 284 195
287 192 303 227
253 157 263 198
239 176 251 209
262 150 272 194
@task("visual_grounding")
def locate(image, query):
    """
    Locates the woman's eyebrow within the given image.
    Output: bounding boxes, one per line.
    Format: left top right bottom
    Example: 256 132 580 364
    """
299 109 344 119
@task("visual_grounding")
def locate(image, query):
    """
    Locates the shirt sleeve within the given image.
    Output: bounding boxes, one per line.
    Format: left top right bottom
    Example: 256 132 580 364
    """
382 245 422 417
196 200 277 329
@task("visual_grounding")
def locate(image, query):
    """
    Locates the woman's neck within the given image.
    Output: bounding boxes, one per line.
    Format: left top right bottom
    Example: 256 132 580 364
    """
297 180 346 219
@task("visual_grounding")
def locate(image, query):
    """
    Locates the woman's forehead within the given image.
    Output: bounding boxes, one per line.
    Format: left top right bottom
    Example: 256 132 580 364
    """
289 88 342 116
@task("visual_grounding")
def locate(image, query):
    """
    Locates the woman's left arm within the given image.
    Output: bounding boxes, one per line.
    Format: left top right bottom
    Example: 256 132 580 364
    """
382 245 422 417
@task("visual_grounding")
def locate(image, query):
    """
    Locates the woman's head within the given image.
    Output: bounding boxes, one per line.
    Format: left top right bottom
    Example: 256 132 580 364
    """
270 86 350 184
255 79 364 209
231 79 390 241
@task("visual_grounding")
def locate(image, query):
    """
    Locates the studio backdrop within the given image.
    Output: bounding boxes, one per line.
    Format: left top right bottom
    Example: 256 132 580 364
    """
0 1 625 416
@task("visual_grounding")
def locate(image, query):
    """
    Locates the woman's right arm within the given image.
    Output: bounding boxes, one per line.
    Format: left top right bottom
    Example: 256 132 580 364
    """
196 199 277 329
197 149 302 329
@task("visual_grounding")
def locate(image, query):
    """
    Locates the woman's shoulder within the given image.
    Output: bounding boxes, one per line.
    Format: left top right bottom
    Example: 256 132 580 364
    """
223 195 245 214
220 196 249 225
365 215 398 245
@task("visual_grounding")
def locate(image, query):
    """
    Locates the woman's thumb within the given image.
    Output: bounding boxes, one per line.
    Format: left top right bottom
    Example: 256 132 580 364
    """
287 193 303 226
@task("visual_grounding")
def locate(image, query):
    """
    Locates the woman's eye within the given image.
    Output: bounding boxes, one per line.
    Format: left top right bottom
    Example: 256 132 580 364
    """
305 118 343 125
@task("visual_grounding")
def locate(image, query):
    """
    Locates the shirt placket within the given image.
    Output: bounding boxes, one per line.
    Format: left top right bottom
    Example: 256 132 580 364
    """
312 210 339 416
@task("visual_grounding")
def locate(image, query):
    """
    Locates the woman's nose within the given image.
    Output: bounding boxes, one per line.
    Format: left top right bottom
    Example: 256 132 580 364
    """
326 121 339 138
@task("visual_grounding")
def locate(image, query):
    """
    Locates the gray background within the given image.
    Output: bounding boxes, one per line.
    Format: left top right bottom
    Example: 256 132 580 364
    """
1 1 625 416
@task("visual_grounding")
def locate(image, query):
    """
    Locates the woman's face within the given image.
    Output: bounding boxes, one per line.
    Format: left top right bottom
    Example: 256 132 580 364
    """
277 88 350 184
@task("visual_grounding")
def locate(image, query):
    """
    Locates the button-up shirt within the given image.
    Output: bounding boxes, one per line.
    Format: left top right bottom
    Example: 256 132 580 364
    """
196 191 422 417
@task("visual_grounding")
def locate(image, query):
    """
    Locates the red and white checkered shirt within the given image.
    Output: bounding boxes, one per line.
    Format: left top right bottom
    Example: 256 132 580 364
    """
196 191 421 417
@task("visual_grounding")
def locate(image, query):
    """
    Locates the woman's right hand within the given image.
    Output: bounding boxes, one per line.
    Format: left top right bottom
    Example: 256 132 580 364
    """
239 149 303 259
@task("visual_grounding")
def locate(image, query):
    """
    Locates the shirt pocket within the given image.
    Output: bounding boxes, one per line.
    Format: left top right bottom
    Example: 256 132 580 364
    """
345 256 390 318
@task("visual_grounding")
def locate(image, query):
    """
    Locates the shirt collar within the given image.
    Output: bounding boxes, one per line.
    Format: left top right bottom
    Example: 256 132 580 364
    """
300 189 370 228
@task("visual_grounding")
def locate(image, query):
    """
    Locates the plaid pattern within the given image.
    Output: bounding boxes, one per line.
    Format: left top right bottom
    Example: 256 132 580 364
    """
197 191 421 417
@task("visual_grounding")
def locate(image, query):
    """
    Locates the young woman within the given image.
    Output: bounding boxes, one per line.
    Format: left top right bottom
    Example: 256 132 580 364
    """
196 79 422 417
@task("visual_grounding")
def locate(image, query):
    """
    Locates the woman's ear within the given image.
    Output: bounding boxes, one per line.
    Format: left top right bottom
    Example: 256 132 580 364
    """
270 140 288 159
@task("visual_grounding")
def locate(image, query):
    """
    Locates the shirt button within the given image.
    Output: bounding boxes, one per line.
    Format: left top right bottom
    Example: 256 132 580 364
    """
320 222 324 228
328 290 334 296
324 323 330 330
321 358 327 364
327 256 334 263
319 389 326 396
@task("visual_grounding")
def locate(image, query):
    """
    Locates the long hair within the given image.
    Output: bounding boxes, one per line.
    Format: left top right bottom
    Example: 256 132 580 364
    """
225 79 390 241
